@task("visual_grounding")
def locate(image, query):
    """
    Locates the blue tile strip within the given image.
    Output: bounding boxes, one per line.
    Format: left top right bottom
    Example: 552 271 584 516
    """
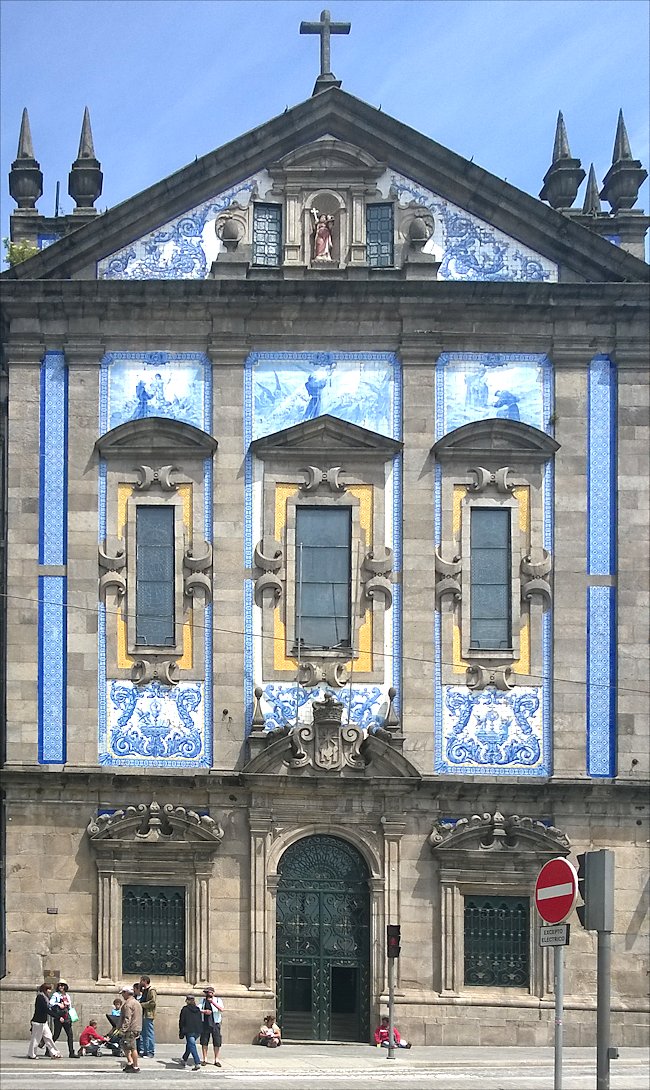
38 577 67 763
38 351 67 764
587 355 617 776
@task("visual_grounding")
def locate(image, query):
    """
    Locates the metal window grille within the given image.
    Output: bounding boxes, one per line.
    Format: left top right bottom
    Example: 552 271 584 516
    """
122 885 185 977
464 895 529 987
469 507 512 649
295 507 352 651
135 506 175 646
366 203 394 267
252 203 282 266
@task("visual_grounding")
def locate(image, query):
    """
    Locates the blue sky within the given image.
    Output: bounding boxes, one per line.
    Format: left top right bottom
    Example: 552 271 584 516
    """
1 0 648 245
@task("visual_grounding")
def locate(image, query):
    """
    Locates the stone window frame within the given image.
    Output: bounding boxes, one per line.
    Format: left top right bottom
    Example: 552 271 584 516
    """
126 492 186 657
285 491 363 663
87 802 224 987
460 494 521 662
429 814 569 1002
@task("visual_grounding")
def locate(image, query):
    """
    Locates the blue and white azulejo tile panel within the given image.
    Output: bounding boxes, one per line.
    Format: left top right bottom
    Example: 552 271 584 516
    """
100 681 206 766
435 352 552 437
250 351 400 441
436 686 548 777
99 351 211 433
97 172 271 280
380 170 557 282
98 351 213 768
260 684 387 734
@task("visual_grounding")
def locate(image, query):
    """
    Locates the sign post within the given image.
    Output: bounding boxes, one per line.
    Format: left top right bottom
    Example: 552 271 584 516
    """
535 858 578 1090
386 925 401 1061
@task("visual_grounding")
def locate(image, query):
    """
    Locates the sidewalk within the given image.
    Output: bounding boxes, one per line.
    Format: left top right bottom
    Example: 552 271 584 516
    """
0 1040 648 1089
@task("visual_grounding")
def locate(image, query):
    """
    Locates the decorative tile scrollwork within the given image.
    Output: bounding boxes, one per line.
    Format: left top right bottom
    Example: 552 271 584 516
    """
468 466 514 493
300 465 347 493
253 536 284 607
135 464 180 491
362 546 393 609
466 664 515 691
183 540 213 603
521 549 553 607
435 547 462 605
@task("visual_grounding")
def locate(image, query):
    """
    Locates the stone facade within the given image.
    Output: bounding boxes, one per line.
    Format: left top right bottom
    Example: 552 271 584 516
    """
0 85 648 1048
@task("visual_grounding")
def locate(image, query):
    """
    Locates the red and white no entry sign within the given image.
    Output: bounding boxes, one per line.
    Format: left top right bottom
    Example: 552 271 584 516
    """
535 857 578 925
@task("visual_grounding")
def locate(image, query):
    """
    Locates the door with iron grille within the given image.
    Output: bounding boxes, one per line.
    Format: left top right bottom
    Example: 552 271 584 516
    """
276 835 370 1042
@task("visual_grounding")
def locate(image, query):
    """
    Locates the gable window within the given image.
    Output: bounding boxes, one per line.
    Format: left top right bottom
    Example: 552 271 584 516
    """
469 507 512 650
253 203 282 266
464 895 529 988
122 884 186 976
366 203 394 267
295 507 351 651
135 505 175 647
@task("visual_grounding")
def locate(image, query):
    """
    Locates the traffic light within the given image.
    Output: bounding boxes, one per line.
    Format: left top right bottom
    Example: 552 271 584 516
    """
387 924 401 958
575 850 615 932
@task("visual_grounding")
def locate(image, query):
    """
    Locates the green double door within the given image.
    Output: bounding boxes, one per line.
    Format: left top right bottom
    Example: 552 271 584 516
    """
276 835 370 1042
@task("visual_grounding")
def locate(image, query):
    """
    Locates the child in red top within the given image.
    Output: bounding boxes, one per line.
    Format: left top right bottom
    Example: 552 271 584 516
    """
78 1021 108 1056
373 1015 411 1048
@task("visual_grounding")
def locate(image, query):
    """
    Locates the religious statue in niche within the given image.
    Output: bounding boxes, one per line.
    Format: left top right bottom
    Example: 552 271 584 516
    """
310 207 335 261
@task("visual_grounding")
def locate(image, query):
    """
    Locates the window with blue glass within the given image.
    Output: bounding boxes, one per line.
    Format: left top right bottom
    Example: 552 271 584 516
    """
253 203 282 266
464 895 529 988
135 506 175 646
470 508 512 650
366 203 394 267
295 507 351 651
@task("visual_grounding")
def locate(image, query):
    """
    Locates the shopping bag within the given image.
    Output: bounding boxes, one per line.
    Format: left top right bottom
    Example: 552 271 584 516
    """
69 1007 79 1023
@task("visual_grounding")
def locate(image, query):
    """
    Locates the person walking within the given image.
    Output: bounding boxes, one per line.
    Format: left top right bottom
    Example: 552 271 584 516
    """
199 986 224 1067
138 975 157 1057
49 979 78 1058
178 995 202 1071
118 985 143 1074
27 983 61 1059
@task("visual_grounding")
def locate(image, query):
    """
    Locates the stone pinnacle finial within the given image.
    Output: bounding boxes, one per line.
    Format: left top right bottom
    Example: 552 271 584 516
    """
539 110 585 210
582 164 601 215
612 108 633 163
600 108 648 212
16 107 35 159
68 107 103 212
77 106 96 159
552 110 572 162
9 107 43 210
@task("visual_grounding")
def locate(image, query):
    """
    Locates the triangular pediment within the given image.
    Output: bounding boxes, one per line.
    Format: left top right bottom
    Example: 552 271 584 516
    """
3 88 647 285
432 418 560 463
95 417 217 460
250 413 402 460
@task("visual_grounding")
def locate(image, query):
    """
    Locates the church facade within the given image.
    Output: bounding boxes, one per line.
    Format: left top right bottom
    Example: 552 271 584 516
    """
1 54 649 1047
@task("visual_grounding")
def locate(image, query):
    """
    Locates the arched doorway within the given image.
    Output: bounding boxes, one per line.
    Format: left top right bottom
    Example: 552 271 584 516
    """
276 834 370 1042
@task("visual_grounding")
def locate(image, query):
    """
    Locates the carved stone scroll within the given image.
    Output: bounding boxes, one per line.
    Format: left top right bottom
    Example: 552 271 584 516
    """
435 548 461 605
521 549 553 606
131 658 179 687
465 664 515 691
468 466 514 494
253 537 283 607
362 547 393 608
300 465 347 493
135 464 179 491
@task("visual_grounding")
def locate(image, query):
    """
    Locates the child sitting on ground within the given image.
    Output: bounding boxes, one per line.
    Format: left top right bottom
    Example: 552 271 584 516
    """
78 1020 109 1056
257 1014 282 1047
374 1015 412 1048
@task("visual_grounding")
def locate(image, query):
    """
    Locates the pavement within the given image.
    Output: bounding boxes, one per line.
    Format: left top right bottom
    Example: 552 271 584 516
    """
0 1042 648 1090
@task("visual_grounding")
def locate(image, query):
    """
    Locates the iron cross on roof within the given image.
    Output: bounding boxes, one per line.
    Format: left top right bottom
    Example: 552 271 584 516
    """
300 9 351 93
